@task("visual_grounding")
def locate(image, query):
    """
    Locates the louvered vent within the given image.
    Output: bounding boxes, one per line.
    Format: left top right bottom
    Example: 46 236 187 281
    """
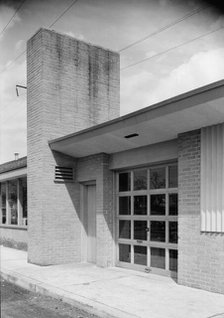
55 166 74 182
201 123 224 232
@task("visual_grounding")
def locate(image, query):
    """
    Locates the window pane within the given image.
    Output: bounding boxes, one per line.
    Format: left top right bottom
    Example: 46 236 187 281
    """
169 193 178 215
119 244 131 263
169 165 178 188
169 249 178 271
150 194 165 215
1 183 6 224
119 197 131 215
134 196 147 215
151 247 165 269
119 173 131 192
134 246 147 265
119 220 131 239
134 221 147 241
150 221 165 242
22 178 27 225
150 167 165 189
134 170 147 190
169 222 178 244
8 180 17 225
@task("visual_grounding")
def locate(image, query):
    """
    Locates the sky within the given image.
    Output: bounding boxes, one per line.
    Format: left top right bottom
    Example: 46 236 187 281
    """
0 0 224 163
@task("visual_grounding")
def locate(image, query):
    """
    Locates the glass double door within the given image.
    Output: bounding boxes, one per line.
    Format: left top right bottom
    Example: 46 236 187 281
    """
117 164 178 276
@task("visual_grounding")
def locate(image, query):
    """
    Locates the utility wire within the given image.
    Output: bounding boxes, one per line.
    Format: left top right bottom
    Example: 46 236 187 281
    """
0 0 79 74
121 26 224 71
119 6 208 53
0 0 26 37
0 48 26 75
49 0 79 28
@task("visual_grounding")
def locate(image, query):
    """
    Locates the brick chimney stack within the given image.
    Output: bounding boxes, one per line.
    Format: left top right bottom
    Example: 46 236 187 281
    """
27 28 120 265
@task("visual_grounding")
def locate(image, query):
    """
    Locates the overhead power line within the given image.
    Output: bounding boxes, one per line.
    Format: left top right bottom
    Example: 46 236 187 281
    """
121 26 224 71
0 0 26 37
49 0 79 28
119 6 208 53
0 0 79 74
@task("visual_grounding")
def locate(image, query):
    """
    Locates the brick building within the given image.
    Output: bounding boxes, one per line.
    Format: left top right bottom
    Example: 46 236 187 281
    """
1 28 224 294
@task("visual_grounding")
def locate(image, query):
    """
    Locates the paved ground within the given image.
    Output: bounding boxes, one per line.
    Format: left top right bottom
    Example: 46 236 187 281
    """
1 276 100 318
1 246 224 318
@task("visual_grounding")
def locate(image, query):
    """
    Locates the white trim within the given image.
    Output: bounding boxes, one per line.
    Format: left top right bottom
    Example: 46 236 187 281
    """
0 167 27 181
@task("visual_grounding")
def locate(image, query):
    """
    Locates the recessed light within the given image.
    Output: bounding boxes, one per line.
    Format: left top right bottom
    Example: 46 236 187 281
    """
124 133 139 139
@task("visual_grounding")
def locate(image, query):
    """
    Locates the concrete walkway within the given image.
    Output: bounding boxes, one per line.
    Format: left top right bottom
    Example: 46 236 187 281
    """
1 246 224 318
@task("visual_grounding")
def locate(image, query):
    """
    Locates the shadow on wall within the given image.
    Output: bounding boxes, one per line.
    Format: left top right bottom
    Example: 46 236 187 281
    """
52 150 115 265
0 238 27 251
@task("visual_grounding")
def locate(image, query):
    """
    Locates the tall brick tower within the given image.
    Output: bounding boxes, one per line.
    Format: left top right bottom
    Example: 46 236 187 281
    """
27 28 120 265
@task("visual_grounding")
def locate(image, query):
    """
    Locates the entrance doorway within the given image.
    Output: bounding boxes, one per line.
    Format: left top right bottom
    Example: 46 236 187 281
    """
86 184 96 263
117 164 178 276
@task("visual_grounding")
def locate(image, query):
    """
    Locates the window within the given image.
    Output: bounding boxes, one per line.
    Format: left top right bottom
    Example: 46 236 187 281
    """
8 180 18 225
0 183 6 224
0 177 27 227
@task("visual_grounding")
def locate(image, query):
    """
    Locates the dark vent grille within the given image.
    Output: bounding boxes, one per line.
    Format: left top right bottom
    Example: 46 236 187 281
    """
55 166 74 182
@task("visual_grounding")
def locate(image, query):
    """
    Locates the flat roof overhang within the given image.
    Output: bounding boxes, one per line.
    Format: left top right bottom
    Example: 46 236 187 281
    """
49 80 224 158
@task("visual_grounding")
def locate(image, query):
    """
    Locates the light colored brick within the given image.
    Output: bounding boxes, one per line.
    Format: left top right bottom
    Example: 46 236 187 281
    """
178 129 224 294
27 29 119 265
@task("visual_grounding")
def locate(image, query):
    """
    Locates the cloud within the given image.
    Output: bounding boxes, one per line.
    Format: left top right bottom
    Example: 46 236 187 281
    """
145 50 157 58
210 15 224 29
148 47 224 104
65 31 85 41
15 39 25 51
159 0 168 7
121 70 154 114
65 31 75 37
121 47 224 114
0 4 21 41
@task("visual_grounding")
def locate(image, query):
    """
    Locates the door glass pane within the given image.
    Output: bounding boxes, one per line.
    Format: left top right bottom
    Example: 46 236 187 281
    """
134 246 147 265
169 222 178 243
119 220 131 239
119 197 131 215
169 249 178 271
119 173 131 192
150 221 165 242
134 170 147 190
134 221 147 240
150 167 165 189
169 193 178 215
151 247 165 269
134 196 147 215
1 183 6 224
169 165 178 188
119 244 131 263
150 194 165 215
8 180 17 225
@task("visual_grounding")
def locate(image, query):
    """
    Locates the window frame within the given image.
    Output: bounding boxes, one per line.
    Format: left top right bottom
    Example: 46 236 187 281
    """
0 177 27 229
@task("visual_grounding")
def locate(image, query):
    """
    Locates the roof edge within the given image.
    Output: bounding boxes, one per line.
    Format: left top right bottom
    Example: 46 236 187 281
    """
49 79 224 146
0 156 27 174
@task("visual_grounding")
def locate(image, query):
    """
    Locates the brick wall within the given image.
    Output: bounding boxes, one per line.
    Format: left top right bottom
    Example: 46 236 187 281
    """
178 129 224 293
27 28 119 265
0 227 27 251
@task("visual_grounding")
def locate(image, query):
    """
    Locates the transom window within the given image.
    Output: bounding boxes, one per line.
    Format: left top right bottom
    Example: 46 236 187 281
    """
117 164 178 275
